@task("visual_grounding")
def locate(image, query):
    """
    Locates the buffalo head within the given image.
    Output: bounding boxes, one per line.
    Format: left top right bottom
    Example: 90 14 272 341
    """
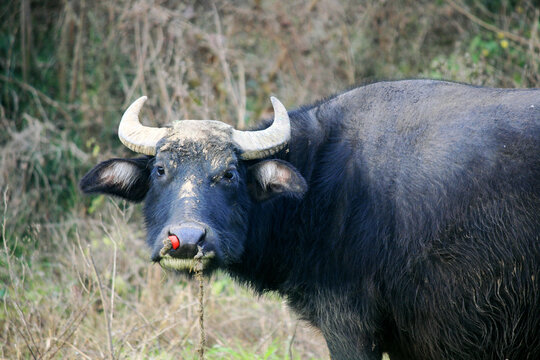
80 97 307 273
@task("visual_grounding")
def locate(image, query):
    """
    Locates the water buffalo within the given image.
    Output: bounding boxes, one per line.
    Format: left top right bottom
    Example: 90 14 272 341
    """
80 79 540 360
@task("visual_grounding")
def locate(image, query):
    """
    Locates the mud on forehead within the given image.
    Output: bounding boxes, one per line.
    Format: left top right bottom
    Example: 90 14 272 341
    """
156 136 238 171
168 119 232 142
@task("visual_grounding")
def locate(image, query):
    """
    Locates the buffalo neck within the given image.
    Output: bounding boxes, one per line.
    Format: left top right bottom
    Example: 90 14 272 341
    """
230 100 390 297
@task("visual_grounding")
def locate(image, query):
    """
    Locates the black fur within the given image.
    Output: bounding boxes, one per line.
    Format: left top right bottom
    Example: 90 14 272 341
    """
81 80 540 360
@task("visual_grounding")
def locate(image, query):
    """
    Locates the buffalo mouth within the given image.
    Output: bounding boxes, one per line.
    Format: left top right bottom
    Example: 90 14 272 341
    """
156 237 216 272
159 251 215 271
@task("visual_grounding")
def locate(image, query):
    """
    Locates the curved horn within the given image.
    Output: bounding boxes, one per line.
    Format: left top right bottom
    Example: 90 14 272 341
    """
118 96 169 155
232 97 291 160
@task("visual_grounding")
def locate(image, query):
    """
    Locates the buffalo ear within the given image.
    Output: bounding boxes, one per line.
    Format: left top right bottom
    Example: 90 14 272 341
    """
80 157 152 202
247 159 307 202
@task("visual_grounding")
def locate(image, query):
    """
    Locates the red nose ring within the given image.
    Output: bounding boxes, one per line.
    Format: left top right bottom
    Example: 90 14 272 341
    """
168 234 180 250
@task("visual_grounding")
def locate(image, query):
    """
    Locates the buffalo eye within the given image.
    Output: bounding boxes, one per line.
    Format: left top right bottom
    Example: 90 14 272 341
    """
224 171 235 180
155 165 165 177
221 168 237 183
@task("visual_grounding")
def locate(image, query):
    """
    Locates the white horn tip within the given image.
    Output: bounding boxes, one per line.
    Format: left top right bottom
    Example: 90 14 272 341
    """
270 96 284 109
125 96 148 111
135 95 148 105
121 96 149 124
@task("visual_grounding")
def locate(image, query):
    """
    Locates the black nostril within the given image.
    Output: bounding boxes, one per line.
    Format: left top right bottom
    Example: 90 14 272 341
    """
171 222 206 247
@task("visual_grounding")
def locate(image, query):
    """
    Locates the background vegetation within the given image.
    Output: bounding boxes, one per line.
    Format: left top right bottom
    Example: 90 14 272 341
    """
1 0 539 359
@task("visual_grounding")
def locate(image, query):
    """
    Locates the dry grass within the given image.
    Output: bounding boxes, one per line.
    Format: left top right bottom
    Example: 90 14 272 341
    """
1 189 328 359
1 0 539 359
